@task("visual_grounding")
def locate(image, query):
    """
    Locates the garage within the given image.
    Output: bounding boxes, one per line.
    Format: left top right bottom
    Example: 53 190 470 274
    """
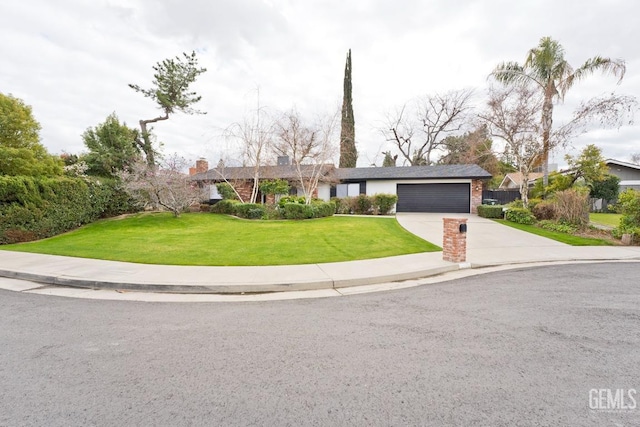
396 183 470 213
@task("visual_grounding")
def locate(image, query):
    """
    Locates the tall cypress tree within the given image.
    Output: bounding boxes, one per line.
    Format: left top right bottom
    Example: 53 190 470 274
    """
339 49 357 168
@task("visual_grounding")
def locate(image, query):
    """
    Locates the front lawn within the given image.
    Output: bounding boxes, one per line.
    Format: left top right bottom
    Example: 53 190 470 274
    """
1 213 440 266
589 213 622 228
495 220 615 246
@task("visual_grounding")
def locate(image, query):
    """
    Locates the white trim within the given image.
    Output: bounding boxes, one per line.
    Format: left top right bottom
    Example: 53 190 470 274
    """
620 180 640 186
606 159 640 171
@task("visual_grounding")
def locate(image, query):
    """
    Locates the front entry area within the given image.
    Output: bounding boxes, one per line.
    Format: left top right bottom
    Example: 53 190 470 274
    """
396 183 471 213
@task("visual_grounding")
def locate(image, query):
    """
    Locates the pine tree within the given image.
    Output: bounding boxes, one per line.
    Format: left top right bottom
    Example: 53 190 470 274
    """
339 49 357 168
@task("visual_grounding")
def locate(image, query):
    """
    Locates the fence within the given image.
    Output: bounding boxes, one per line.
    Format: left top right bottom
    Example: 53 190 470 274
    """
482 189 520 205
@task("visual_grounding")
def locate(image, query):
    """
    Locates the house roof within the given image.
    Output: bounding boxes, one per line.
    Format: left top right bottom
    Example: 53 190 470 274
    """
499 172 543 188
606 159 640 171
336 164 492 181
192 164 336 181
191 163 492 182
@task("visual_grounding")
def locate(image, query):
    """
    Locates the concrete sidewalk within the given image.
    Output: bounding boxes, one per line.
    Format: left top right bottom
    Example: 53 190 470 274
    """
0 250 458 294
395 213 640 266
1 214 639 294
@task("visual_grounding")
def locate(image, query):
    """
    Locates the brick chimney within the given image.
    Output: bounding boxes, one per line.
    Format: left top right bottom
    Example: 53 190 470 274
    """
195 158 209 174
189 167 197 176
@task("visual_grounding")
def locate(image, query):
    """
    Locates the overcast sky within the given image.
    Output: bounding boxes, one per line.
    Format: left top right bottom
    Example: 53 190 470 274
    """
2 0 639 169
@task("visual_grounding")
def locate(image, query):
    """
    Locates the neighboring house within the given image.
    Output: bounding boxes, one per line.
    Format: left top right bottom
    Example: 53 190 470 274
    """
605 159 640 192
191 160 492 214
498 172 544 190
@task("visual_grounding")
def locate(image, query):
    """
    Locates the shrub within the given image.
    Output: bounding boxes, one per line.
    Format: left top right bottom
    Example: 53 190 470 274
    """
477 204 504 219
278 195 306 209
311 201 336 218
508 199 524 209
261 204 281 220
282 203 314 220
354 194 372 215
233 203 264 219
333 197 356 214
613 189 640 241
216 183 238 200
373 194 398 215
330 197 344 214
0 176 139 244
505 207 536 225
527 198 543 210
532 200 557 221
538 220 578 234
209 199 238 215
554 189 589 227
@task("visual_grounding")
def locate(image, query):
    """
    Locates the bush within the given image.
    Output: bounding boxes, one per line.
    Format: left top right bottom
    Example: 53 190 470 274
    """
311 201 336 218
532 200 557 221
216 183 238 200
613 189 640 241
538 220 578 234
354 194 372 215
505 207 536 225
233 203 264 219
209 199 238 215
333 197 356 214
331 197 344 214
0 176 139 244
278 195 306 209
508 199 525 209
373 194 398 215
554 189 589 227
477 204 504 219
282 203 314 220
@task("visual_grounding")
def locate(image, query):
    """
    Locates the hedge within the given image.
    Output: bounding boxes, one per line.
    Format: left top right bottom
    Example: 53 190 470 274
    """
282 203 314 220
477 204 504 219
0 176 138 244
505 207 536 225
332 194 398 215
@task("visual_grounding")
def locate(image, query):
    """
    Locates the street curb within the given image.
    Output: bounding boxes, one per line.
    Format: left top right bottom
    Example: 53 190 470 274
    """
0 264 462 294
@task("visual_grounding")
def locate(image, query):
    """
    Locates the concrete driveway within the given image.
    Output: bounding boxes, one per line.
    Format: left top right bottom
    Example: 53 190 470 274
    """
396 213 640 266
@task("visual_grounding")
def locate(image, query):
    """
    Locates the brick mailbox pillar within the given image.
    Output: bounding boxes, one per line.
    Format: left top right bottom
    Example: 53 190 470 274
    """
443 218 468 263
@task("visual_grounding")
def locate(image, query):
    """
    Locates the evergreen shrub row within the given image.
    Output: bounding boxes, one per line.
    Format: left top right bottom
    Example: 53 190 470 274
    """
0 176 137 244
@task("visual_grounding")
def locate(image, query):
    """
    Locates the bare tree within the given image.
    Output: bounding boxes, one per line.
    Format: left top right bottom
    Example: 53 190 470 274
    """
383 89 474 165
552 93 637 147
118 154 205 217
479 85 543 207
274 110 338 204
224 92 274 203
631 153 640 165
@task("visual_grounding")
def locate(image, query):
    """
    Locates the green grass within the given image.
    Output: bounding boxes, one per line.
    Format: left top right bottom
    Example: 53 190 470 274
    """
495 219 615 246
1 213 440 266
589 213 622 228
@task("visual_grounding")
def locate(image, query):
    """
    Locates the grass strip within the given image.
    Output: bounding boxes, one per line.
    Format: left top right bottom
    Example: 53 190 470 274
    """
495 219 614 246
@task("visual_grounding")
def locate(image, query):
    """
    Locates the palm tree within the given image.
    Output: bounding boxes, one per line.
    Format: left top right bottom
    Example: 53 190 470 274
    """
491 36 626 187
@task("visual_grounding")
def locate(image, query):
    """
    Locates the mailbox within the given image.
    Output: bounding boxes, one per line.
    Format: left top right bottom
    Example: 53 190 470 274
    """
459 223 467 233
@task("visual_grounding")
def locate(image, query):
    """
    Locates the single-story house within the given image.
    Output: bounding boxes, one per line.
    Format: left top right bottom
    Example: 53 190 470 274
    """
498 172 543 189
190 159 492 214
605 159 640 192
334 164 491 213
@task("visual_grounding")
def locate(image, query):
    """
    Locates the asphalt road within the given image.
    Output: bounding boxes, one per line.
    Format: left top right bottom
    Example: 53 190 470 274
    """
1 262 639 426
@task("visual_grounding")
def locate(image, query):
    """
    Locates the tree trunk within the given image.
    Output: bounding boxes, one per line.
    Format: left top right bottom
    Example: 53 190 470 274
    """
541 92 554 190
138 113 169 166
520 171 530 208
